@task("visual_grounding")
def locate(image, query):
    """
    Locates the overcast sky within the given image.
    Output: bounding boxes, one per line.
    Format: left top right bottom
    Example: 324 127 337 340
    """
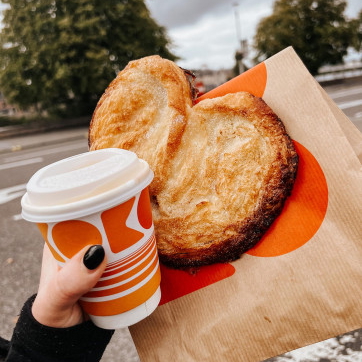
0 0 360 70
145 0 362 70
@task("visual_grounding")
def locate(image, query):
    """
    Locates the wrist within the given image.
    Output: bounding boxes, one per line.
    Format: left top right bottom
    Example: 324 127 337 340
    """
32 293 85 328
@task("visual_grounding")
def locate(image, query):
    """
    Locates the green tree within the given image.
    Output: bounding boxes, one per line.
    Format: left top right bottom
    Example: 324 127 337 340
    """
253 0 354 75
349 10 362 53
0 0 178 117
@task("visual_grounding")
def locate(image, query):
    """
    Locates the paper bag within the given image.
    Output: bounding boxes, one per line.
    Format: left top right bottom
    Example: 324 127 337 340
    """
129 47 362 362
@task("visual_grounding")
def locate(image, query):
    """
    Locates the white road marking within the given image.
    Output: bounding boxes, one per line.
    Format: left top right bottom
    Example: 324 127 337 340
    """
0 184 27 204
0 157 43 170
11 214 23 221
3 142 86 163
336 99 362 110
327 86 362 100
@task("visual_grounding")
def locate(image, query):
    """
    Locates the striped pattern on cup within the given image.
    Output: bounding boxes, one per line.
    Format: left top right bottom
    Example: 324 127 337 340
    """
80 233 161 316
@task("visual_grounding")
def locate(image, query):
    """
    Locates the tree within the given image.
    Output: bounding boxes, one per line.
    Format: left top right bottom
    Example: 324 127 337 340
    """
253 0 354 75
0 0 178 117
349 10 362 54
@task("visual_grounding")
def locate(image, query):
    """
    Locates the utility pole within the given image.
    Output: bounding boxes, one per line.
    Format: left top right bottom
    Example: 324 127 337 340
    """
233 2 246 74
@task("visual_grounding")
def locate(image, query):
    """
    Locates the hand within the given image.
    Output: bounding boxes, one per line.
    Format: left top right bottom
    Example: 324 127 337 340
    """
32 243 107 328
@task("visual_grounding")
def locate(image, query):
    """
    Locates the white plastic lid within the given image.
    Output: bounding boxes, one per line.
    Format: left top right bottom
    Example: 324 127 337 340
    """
21 148 153 223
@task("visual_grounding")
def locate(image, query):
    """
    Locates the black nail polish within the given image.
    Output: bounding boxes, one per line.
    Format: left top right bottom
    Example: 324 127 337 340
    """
83 245 105 270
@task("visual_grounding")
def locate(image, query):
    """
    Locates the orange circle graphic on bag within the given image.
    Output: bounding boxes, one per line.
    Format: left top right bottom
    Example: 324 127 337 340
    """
246 141 328 257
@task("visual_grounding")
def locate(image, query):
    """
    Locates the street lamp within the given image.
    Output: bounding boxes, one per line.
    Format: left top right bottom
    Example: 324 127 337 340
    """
233 2 246 74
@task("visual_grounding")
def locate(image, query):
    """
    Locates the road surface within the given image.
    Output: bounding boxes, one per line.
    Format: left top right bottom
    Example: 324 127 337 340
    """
323 77 362 132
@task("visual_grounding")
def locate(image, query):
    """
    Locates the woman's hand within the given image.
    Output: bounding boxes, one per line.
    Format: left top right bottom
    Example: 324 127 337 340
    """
32 244 107 328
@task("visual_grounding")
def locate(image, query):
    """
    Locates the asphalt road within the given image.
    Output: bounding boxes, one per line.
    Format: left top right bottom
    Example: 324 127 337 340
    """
0 79 361 361
323 77 362 132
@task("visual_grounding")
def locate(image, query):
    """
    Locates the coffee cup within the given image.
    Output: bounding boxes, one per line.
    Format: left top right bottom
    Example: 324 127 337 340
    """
21 148 161 329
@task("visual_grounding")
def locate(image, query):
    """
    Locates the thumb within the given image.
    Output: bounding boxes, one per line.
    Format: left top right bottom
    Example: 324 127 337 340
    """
56 244 107 306
32 245 107 327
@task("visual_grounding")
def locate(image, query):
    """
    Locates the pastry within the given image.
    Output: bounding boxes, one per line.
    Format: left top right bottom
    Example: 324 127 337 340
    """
89 56 298 268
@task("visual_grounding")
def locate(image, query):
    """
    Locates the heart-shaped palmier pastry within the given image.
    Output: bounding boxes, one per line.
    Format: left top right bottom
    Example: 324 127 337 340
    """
89 55 298 269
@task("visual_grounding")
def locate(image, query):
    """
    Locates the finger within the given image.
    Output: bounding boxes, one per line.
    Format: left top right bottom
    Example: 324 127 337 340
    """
54 245 107 308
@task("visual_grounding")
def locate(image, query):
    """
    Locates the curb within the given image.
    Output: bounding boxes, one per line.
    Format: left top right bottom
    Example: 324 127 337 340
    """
0 126 89 154
4 134 89 154
0 116 90 139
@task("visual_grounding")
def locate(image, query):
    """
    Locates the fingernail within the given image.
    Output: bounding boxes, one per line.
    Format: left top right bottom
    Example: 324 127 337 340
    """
83 245 105 270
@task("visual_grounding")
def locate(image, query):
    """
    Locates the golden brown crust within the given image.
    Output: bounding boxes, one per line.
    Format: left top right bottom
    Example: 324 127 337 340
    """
89 55 194 194
89 56 298 268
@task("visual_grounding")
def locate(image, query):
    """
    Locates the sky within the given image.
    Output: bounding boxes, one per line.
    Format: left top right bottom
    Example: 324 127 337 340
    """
145 0 362 70
0 0 360 71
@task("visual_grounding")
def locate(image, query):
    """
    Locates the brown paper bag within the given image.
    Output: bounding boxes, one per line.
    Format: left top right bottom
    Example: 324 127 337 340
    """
129 47 362 362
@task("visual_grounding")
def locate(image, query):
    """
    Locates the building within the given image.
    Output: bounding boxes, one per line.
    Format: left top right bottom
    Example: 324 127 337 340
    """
193 68 234 94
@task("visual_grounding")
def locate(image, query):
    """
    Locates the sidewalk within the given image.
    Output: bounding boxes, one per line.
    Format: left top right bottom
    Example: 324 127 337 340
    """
0 126 89 154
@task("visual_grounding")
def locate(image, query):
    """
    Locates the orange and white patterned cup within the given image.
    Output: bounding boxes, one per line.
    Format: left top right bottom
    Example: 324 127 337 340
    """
21 149 161 329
